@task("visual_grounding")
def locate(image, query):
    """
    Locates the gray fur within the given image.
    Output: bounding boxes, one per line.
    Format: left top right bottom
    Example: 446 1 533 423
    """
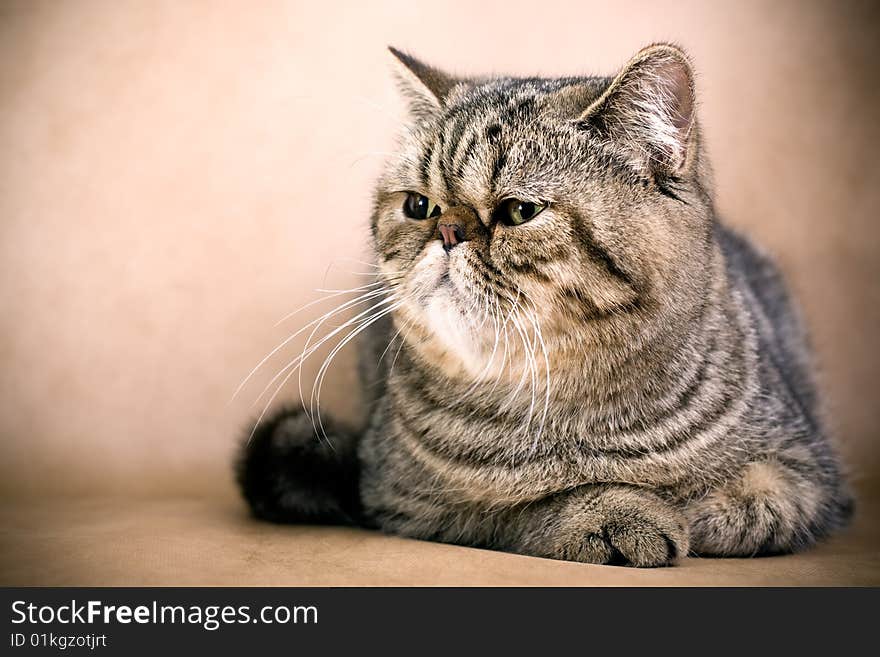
238 44 852 566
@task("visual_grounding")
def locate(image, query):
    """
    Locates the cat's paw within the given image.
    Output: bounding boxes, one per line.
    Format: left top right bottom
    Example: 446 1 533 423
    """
685 461 854 556
543 487 689 567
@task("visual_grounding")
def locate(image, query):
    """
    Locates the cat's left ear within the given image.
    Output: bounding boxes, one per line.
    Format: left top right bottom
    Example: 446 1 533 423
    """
388 47 460 119
580 43 696 177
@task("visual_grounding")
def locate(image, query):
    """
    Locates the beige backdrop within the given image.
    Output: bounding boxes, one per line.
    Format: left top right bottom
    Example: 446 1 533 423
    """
1 0 878 504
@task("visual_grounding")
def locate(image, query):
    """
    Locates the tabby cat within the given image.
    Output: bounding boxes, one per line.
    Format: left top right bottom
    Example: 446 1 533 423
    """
237 44 853 566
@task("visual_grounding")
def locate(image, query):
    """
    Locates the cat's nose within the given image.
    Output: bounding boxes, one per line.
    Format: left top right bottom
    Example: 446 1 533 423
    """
438 223 466 252
437 206 482 253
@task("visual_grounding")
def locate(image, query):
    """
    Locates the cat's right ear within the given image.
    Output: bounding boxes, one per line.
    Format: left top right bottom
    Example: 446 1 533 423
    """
388 47 459 119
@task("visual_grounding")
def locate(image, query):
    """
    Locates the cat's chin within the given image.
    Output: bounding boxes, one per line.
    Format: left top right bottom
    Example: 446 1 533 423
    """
398 282 494 381
421 290 484 368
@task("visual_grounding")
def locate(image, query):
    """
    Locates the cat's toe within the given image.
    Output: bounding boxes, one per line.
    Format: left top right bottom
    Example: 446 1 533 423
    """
601 516 687 567
588 499 689 567
570 534 616 564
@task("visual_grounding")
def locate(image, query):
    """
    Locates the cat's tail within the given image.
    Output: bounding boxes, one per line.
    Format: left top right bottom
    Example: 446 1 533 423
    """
235 406 362 525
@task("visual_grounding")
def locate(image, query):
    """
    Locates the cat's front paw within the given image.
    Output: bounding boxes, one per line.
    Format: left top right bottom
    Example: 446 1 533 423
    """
578 501 688 567
522 486 689 567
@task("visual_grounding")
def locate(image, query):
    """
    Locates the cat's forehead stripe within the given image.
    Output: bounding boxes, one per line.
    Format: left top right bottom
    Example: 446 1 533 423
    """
417 94 516 202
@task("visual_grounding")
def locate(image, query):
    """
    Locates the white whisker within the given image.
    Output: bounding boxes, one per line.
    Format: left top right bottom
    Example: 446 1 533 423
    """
247 292 400 443
522 298 552 450
286 292 399 409
231 285 394 402
310 298 408 442
273 281 386 327
253 290 397 409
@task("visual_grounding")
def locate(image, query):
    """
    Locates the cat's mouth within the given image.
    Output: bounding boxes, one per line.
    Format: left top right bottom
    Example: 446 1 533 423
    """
409 242 452 297
433 254 473 307
405 246 470 310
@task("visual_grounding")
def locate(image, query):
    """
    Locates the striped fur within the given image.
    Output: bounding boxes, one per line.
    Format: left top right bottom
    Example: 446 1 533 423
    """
237 44 852 566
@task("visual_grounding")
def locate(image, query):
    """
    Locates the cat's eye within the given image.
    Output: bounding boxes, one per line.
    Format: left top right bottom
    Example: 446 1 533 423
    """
403 193 442 220
495 199 547 226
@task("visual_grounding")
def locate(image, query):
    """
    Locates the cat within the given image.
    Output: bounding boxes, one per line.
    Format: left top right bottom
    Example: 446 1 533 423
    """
236 43 853 566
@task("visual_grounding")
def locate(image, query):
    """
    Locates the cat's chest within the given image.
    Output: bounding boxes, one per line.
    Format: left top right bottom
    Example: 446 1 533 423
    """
375 401 657 505
367 381 748 507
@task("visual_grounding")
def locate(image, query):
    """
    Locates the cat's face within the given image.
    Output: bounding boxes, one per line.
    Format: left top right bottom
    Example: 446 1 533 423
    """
371 45 713 380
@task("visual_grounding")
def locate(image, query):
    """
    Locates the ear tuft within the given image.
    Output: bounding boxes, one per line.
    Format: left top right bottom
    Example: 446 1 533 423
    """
581 44 696 176
388 46 459 119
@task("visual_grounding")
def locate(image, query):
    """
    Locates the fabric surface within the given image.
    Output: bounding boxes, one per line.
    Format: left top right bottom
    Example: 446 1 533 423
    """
2 488 878 586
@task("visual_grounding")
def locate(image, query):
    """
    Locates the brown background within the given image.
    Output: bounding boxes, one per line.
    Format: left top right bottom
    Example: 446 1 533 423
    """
1 0 879 512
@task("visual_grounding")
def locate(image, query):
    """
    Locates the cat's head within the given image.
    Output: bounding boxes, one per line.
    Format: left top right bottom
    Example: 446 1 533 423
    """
371 44 715 381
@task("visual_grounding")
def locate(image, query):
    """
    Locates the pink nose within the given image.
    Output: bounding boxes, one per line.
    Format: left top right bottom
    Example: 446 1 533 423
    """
439 223 465 252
